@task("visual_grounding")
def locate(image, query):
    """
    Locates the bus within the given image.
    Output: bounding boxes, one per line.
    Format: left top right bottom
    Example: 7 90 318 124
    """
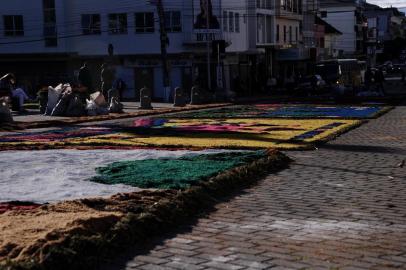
315 59 362 91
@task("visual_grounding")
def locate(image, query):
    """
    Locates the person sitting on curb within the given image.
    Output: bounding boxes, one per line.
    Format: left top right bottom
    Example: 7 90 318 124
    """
12 85 31 113
0 73 14 100
0 73 31 113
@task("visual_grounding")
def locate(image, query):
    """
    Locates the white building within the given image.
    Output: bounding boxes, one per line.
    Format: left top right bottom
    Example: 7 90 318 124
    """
0 0 276 99
0 0 311 98
320 0 367 57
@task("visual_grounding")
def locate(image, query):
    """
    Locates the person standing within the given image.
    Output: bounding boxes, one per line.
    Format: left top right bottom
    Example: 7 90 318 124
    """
78 62 93 93
113 78 126 101
374 68 386 96
364 67 373 91
0 73 15 98
0 73 30 113
100 63 115 98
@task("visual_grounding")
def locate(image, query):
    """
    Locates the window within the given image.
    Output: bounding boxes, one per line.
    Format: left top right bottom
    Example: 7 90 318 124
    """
43 0 57 46
43 0 55 9
287 0 292 11
3 15 24 36
289 26 292 43
295 26 298 42
276 24 280 42
164 11 181 32
135 12 154 33
293 0 297 13
281 0 286 10
283 25 286 42
235 13 240 33
223 11 228 31
229 11 234 32
108 13 127 34
320 37 325 48
81 14 101 35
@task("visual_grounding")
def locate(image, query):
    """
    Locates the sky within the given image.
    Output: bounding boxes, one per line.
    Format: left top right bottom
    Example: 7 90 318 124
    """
367 0 405 9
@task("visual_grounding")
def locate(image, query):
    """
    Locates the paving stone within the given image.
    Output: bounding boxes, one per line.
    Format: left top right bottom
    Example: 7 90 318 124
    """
104 106 406 270
201 261 244 270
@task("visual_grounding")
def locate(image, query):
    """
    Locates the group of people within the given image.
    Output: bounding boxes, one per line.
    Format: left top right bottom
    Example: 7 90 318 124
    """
78 62 125 101
45 62 126 117
0 61 126 116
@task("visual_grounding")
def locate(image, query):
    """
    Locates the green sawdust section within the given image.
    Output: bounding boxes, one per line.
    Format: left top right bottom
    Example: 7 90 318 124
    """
91 151 267 189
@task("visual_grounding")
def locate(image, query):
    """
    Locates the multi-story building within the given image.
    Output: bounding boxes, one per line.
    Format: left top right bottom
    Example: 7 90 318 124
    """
302 0 317 48
273 0 308 82
365 4 406 63
320 0 368 58
314 16 342 61
0 0 314 98
0 0 261 99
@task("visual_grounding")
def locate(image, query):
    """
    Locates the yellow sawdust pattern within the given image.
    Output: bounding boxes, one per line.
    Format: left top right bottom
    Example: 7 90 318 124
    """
0 119 360 150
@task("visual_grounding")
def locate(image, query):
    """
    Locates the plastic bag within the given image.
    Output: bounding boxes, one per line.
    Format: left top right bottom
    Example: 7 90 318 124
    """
51 91 72 116
90 91 107 107
66 95 86 117
86 99 109 116
86 99 98 116
0 99 13 123
108 97 123 113
46 85 62 115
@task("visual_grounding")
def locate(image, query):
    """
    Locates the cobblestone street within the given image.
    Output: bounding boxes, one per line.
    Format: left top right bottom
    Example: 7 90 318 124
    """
105 106 406 270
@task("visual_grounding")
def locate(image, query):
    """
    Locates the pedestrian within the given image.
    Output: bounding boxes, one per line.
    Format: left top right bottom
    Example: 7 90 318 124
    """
364 67 373 91
0 73 30 113
233 75 241 94
400 68 405 83
78 62 93 93
374 68 386 96
0 73 15 99
113 78 126 101
12 85 31 113
100 63 115 98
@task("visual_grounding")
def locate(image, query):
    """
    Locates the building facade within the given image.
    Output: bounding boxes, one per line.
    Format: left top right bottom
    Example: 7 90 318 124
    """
0 0 252 99
0 0 316 98
320 0 368 58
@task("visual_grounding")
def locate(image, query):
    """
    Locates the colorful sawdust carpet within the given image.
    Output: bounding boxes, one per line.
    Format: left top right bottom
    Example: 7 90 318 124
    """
0 118 361 150
168 104 389 119
91 151 265 189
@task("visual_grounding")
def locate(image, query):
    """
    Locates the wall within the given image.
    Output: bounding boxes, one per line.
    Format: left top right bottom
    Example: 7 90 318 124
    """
0 0 68 54
321 6 357 54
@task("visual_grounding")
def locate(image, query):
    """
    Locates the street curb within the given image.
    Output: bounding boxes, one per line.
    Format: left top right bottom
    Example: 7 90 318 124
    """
12 103 232 130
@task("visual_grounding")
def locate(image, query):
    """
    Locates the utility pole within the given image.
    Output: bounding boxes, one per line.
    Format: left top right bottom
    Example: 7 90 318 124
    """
206 0 211 91
156 0 171 102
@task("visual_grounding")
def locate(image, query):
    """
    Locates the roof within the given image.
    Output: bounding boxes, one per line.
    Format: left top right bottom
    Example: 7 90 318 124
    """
320 0 364 8
315 17 343 35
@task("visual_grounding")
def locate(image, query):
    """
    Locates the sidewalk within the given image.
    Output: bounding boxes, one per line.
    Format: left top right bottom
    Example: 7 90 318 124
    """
6 102 230 130
104 106 406 269
11 102 179 123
